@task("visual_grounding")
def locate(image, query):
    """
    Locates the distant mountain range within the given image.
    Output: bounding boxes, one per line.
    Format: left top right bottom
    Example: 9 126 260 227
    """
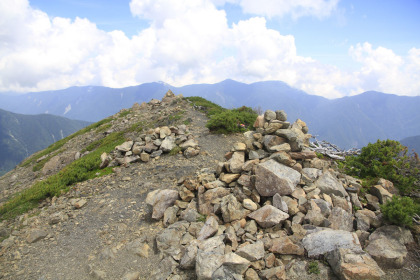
0 109 89 176
1 79 419 149
400 135 420 154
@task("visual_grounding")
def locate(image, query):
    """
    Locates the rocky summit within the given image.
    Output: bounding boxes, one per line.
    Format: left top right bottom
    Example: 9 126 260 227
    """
0 92 419 280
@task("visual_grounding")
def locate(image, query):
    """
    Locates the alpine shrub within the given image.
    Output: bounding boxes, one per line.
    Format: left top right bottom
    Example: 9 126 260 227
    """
380 196 420 227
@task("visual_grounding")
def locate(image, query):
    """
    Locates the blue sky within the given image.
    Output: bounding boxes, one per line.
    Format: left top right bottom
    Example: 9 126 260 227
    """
1 0 419 98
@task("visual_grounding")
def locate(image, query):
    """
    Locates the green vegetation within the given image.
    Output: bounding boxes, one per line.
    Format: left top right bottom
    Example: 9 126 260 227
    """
206 106 257 134
169 146 182 156
168 110 185 123
118 109 132 118
381 196 420 227
196 214 207 222
342 140 419 195
0 131 125 221
185 96 224 116
308 261 320 275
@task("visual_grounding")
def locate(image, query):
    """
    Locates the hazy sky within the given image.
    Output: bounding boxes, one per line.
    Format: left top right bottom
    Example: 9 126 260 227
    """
1 0 419 98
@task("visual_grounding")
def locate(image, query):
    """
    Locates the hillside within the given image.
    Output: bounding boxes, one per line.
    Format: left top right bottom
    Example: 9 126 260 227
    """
0 109 90 176
401 135 420 154
0 93 418 279
1 80 419 149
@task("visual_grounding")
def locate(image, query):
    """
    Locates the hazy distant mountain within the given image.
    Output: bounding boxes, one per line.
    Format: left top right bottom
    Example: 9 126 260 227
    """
0 109 90 176
1 80 419 149
400 135 420 154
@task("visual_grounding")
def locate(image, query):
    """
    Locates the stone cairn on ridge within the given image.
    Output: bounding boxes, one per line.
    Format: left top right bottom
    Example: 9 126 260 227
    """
146 109 415 280
99 91 200 169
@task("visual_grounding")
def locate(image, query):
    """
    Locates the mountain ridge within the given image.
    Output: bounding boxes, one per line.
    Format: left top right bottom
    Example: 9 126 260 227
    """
1 80 419 149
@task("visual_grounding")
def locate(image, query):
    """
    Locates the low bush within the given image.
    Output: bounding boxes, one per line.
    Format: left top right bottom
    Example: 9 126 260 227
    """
381 196 420 227
206 106 257 134
343 139 419 195
308 261 320 274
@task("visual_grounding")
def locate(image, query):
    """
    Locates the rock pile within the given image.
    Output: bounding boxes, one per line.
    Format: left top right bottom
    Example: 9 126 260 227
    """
146 109 414 280
99 124 200 168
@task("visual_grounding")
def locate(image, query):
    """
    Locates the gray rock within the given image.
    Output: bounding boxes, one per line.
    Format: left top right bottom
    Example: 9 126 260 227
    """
269 150 294 166
282 196 299 215
151 256 177 280
272 193 288 213
369 225 413 245
196 235 225 279
26 229 48 243
163 206 179 227
140 152 150 162
229 152 245 174
156 221 189 260
236 241 265 261
197 215 219 240
302 228 362 258
221 194 247 223
265 121 284 134
314 171 348 197
262 135 286 152
326 248 384 280
180 240 199 269
115 141 133 152
370 185 393 204
150 150 163 158
247 205 289 228
146 189 179 219
180 139 199 150
365 236 408 268
184 147 199 158
160 136 176 152
304 201 324 227
264 110 276 121
159 126 172 138
270 235 304 255
312 199 332 217
301 168 322 184
260 265 286 280
349 192 362 210
248 149 268 160
127 239 150 258
220 253 250 275
328 207 353 231
255 159 301 196
242 199 258 211
275 110 287 121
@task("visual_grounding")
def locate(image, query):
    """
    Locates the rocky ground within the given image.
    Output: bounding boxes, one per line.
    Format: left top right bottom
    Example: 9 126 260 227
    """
0 93 419 280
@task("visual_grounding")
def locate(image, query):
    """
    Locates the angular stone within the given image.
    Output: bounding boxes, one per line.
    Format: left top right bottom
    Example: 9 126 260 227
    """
301 168 322 184
219 173 241 184
302 229 362 258
272 194 288 213
229 152 245 174
184 147 199 158
236 241 265 261
326 248 385 280
369 225 413 245
221 194 247 223
221 252 251 275
312 199 332 217
377 178 399 195
289 151 316 160
245 268 259 280
260 265 286 280
265 121 284 134
163 206 179 227
248 205 289 228
146 189 179 219
180 240 199 269
253 115 265 128
314 171 348 197
271 236 305 256
365 236 408 268
196 235 225 279
160 136 176 152
269 150 294 166
275 110 287 121
263 135 287 152
304 201 324 227
156 221 189 260
197 215 219 240
370 185 393 204
160 126 172 138
264 110 276 121
328 207 353 231
140 152 150 162
282 196 299 215
179 187 195 202
248 149 267 160
180 139 199 150
255 159 301 197
27 229 48 243
115 141 133 152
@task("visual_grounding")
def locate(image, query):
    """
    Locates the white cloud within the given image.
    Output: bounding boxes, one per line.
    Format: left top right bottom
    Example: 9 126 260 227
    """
0 0 419 99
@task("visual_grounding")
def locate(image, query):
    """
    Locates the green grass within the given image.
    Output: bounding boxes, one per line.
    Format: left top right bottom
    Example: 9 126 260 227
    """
118 109 132 118
308 261 320 275
169 146 182 155
20 117 113 168
0 131 125 221
185 96 224 116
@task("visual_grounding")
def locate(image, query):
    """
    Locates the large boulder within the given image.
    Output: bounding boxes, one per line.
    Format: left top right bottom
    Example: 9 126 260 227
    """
326 248 385 280
314 171 348 197
365 235 408 268
302 228 362 258
254 160 301 196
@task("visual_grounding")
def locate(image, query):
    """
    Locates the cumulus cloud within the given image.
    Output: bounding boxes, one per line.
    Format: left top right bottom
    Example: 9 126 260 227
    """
0 0 419 98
